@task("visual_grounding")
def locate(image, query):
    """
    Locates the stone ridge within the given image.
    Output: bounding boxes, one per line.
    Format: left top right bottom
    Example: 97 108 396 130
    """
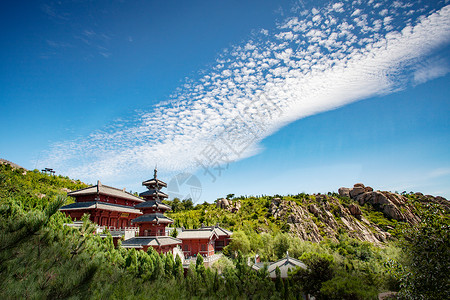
269 183 448 245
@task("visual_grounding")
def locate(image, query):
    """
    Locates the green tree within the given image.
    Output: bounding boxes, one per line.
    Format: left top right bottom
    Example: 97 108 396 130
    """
393 204 450 299
226 194 235 200
164 252 174 279
182 198 194 210
229 230 251 255
172 197 181 212
291 252 334 298
174 254 184 279
274 232 290 259
196 255 206 279
275 266 283 291
0 196 99 299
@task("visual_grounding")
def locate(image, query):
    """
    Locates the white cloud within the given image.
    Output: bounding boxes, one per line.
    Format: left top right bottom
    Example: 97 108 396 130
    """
41 1 450 186
414 57 450 85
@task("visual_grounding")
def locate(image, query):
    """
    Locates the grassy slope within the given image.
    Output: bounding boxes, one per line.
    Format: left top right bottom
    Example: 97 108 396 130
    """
0 163 89 209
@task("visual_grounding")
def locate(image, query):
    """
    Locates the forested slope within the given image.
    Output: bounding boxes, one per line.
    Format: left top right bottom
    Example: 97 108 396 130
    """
0 161 448 299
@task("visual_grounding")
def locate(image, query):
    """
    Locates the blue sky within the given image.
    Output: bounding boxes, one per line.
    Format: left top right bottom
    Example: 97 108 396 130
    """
1 0 449 202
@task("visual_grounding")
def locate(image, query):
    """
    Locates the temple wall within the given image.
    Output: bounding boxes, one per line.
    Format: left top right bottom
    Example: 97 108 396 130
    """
181 239 215 257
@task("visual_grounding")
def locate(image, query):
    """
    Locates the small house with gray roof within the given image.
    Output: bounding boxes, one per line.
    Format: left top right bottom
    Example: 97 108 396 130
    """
252 253 307 279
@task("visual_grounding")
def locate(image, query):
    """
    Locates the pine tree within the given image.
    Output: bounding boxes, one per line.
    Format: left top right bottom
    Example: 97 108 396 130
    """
275 266 283 291
196 254 206 279
0 195 99 299
164 252 174 279
174 254 184 279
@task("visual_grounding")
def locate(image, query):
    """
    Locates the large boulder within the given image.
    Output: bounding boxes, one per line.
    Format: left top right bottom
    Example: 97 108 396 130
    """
364 186 373 192
231 200 241 213
348 203 362 216
338 187 351 198
216 198 230 209
350 186 365 199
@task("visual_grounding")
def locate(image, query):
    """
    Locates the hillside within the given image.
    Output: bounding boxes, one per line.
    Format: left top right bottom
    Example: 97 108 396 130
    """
166 183 449 246
0 160 448 299
0 161 88 210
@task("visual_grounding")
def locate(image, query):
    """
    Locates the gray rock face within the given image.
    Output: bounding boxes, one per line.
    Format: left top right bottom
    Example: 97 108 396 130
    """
269 196 390 245
268 184 446 246
350 186 365 198
308 204 320 216
216 198 241 213
357 191 420 224
216 198 229 209
349 203 362 216
338 187 350 198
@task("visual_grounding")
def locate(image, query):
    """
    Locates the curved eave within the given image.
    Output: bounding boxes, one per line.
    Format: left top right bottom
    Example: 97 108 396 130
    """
68 185 144 203
142 179 167 188
139 190 169 198
132 219 174 224
131 215 174 224
60 201 143 215
134 201 171 211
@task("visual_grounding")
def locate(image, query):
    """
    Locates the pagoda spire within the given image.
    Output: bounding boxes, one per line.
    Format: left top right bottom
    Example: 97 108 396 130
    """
140 166 168 202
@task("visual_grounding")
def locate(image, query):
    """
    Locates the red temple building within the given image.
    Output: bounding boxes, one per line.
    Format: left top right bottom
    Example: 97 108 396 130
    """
177 224 233 257
199 224 232 252
60 181 143 228
178 229 218 257
61 169 232 259
121 169 182 254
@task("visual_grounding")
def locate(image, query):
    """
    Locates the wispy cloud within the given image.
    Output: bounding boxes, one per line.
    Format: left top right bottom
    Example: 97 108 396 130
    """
41 3 70 21
41 0 450 184
414 57 450 84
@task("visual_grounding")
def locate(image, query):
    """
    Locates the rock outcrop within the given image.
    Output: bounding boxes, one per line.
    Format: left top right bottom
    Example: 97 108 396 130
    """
216 198 229 209
339 183 424 224
269 194 391 245
269 183 448 245
216 198 241 213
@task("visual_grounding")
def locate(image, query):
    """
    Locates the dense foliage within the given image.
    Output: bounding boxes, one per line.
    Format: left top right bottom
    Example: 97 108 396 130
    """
386 204 450 300
0 163 448 299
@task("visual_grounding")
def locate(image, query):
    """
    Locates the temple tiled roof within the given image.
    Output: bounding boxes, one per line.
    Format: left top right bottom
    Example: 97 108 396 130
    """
131 213 174 224
59 201 143 214
134 200 171 210
68 182 144 203
142 178 167 188
139 189 169 198
121 236 181 248
252 254 307 278
177 228 218 240
200 225 233 237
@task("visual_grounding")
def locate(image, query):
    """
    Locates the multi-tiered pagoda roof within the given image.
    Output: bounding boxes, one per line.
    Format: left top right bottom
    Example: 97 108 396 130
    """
124 168 181 253
131 168 174 227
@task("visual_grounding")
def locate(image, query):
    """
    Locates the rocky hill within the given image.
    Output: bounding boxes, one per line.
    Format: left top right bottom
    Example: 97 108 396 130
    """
168 182 449 246
269 183 449 245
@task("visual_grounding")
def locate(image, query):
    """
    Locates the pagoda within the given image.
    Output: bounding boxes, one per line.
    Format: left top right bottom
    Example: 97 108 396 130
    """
132 168 174 236
121 168 182 254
